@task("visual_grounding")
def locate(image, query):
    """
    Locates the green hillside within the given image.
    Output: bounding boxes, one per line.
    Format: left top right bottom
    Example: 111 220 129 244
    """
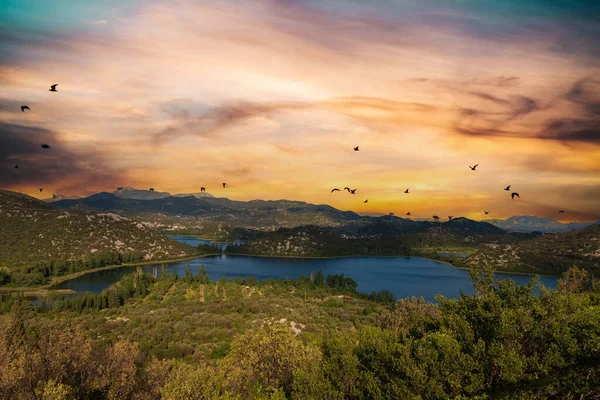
465 225 600 275
0 190 196 285
0 267 597 398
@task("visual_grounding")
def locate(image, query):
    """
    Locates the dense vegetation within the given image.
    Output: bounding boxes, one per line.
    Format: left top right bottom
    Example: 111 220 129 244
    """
0 190 198 286
0 266 598 399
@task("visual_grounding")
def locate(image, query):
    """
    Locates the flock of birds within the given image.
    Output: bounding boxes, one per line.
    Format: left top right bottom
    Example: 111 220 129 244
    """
327 145 532 221
14 83 566 221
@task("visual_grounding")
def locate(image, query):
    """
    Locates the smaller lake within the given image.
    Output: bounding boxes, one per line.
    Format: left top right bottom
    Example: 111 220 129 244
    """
51 254 558 302
169 235 232 250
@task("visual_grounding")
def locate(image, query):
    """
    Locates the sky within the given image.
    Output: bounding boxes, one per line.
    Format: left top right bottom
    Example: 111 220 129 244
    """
0 0 599 221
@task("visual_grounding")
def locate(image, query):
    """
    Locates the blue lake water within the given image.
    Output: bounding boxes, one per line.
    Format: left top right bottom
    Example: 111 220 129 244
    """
49 236 558 301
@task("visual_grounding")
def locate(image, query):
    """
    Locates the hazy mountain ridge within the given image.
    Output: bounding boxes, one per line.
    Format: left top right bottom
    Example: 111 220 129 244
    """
0 190 195 269
487 215 599 233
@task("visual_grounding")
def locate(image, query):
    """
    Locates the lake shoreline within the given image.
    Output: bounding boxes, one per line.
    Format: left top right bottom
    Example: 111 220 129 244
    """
2 253 222 294
2 249 558 295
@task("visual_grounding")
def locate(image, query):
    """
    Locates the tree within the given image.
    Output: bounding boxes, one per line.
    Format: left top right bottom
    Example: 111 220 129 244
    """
198 265 210 284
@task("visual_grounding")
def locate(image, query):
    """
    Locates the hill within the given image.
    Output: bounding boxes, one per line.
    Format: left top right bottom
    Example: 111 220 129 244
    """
42 193 81 203
465 225 600 275
488 215 598 233
0 190 196 286
227 218 526 258
53 191 363 231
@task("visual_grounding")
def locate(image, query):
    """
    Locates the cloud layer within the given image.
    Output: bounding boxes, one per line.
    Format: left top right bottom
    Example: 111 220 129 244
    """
0 0 598 220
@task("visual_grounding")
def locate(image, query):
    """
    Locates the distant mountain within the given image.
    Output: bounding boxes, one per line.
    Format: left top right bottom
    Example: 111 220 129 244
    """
53 192 363 230
465 225 600 275
42 193 81 203
0 190 195 284
487 215 598 233
174 192 214 199
113 186 172 200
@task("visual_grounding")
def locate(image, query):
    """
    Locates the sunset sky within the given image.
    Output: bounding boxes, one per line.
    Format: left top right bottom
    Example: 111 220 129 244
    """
1 0 598 221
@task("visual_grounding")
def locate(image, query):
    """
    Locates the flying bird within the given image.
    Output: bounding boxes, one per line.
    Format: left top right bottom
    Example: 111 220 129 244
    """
558 210 565 213
432 215 440 221
406 212 410 216
350 189 357 194
149 188 155 192
469 164 479 171
222 183 227 188
511 192 519 199
404 189 409 194
364 199 368 203
200 187 206 192
344 187 351 193
448 216 453 220
504 185 511 191
354 146 359 151
41 144 50 149
117 187 123 190
484 210 490 215
39 188 43 192
21 106 30 112
49 84 58 92
331 188 340 193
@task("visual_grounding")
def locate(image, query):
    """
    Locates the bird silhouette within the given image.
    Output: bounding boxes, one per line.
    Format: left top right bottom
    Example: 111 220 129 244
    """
389 212 394 216
511 192 519 199
364 199 368 203
201 187 206 192
404 189 409 194
448 216 453 220
14 165 19 169
350 189 357 194
354 146 359 151
149 188 155 192
39 188 43 192
21 106 30 112
484 210 490 215
343 187 351 193
117 187 123 190
331 188 340 193
52 194 57 199
558 210 565 213
222 183 227 188
49 84 58 92
504 185 511 191
433 215 440 221
41 144 50 149
469 164 479 171
406 212 410 216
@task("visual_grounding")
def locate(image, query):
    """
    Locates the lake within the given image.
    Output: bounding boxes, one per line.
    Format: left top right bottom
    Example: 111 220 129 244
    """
50 237 558 301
